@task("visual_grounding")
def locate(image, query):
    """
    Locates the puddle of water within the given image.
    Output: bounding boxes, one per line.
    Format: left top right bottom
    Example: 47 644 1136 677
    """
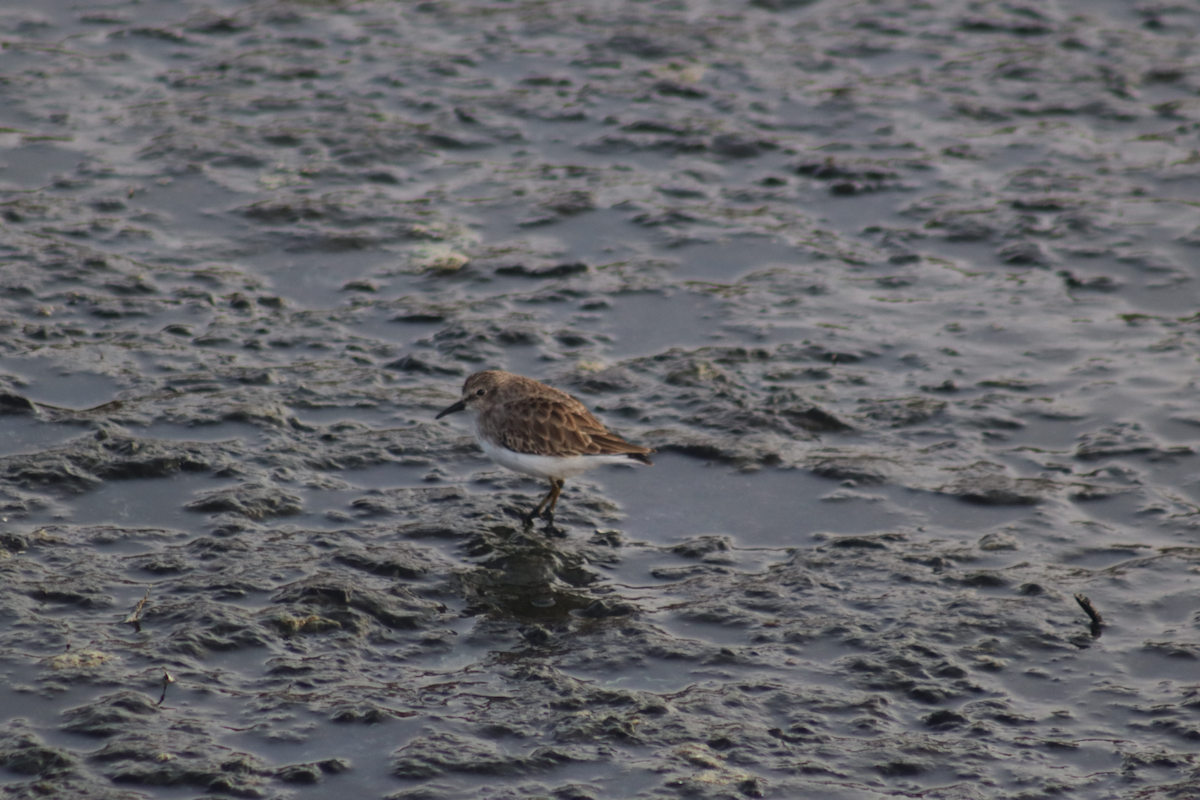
668 239 806 282
133 172 247 238
140 420 264 442
0 417 82 458
243 247 400 310
1 358 121 409
62 473 240 530
0 144 86 188
597 291 725 358
597 453 1032 549
342 311 446 354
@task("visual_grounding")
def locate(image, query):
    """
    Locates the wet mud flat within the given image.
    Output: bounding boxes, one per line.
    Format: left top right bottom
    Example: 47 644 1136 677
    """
2 0 1200 797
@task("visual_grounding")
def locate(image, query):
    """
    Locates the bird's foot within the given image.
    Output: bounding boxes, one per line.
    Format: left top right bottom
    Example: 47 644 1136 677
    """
510 507 564 536
540 511 567 537
506 494 562 531
501 506 537 527
515 505 546 528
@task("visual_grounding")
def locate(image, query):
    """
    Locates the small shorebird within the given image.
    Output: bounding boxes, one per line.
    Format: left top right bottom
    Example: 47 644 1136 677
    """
436 370 654 527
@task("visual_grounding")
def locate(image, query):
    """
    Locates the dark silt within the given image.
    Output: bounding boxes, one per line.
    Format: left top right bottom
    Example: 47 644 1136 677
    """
1 0 1200 797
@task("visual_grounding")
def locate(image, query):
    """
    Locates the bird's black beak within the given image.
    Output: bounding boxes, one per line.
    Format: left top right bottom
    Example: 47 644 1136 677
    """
436 398 466 419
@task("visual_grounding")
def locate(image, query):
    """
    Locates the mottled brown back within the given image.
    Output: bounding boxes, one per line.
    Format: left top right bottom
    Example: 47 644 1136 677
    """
475 372 653 460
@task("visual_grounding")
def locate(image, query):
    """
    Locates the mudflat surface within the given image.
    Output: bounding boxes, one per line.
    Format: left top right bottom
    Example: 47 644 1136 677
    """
1 1 1199 798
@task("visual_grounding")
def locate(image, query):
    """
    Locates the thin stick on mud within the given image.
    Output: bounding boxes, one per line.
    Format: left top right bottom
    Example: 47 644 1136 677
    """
1074 593 1103 637
157 669 175 706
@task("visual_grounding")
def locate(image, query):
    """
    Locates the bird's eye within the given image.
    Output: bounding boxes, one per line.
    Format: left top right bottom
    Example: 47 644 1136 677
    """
476 388 486 396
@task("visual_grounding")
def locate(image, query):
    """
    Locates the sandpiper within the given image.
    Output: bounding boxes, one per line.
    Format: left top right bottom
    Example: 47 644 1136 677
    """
436 370 654 527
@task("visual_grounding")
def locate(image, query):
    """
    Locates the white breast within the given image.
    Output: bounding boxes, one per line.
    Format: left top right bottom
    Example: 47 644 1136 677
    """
477 437 638 480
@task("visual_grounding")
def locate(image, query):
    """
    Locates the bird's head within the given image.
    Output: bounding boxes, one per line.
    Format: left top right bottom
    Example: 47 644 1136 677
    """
435 370 507 419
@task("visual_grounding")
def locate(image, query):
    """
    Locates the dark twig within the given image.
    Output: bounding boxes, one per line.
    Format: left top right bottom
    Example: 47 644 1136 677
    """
1074 593 1104 637
157 668 175 706
123 588 150 633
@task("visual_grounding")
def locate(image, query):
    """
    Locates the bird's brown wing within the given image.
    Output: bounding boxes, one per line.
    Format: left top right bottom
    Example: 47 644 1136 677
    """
485 396 653 458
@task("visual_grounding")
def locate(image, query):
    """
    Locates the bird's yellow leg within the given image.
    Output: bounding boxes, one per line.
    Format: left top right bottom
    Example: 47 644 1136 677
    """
544 479 564 522
525 479 558 525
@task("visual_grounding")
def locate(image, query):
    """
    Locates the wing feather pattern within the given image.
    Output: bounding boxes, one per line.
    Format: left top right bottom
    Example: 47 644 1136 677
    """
481 391 653 461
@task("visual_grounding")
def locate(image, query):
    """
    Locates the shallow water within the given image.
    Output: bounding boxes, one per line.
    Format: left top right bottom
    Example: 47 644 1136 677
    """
2 0 1200 798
